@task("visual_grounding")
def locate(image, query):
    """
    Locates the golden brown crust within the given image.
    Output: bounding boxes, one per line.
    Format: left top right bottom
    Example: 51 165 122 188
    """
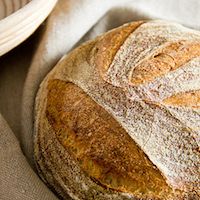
95 21 144 77
163 90 200 108
131 41 200 85
46 79 174 198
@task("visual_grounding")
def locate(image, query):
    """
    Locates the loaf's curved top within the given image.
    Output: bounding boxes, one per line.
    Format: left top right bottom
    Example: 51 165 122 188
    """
34 20 200 200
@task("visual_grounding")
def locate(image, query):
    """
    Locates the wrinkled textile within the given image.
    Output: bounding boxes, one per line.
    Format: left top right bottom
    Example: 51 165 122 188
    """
1 0 200 199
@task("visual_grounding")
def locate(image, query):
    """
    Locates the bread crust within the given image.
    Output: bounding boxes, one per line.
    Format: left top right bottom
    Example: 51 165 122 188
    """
95 21 144 77
34 20 200 199
131 41 200 85
45 79 174 198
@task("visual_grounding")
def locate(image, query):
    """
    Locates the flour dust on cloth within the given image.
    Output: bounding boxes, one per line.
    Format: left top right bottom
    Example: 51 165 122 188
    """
0 0 200 199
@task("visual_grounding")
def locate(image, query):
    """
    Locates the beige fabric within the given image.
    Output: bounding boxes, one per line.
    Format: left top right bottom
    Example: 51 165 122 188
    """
1 0 200 199
0 113 57 199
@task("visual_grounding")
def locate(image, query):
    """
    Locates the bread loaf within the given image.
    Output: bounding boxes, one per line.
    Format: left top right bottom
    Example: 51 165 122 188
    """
34 20 200 200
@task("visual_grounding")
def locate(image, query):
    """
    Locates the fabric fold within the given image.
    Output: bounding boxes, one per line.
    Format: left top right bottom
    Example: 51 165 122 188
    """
0 114 58 199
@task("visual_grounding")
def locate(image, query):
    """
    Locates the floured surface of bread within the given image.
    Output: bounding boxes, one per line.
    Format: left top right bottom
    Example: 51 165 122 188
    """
34 20 200 200
46 79 173 198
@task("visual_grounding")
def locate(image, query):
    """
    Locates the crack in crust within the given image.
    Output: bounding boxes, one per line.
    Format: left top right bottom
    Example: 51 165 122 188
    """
131 41 200 86
95 21 144 77
46 79 173 199
163 90 200 108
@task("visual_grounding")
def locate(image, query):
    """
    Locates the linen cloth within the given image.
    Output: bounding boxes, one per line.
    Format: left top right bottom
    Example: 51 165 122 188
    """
0 0 200 199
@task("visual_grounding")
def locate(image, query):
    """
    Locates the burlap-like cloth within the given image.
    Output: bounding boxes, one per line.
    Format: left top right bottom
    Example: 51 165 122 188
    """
1 0 200 199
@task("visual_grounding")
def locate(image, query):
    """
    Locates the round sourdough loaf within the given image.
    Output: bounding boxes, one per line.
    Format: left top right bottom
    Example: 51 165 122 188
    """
34 20 200 200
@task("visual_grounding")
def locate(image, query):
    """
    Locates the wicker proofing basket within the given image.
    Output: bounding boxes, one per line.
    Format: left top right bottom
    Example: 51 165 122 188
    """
0 0 57 56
